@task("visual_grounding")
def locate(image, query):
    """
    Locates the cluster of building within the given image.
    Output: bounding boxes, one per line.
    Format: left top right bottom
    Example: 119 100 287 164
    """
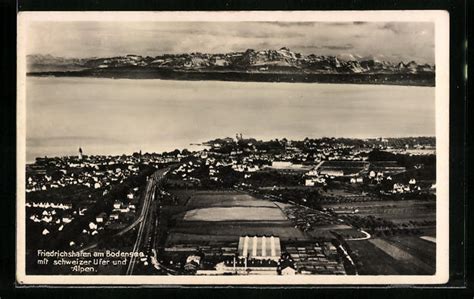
75 186 138 243
163 136 436 200
391 179 422 193
106 187 140 227
386 145 436 156
282 140 372 163
26 149 185 192
283 206 341 232
24 149 173 242
168 134 433 184
162 236 347 276
27 201 78 236
285 242 346 275
25 153 143 193
170 160 203 183
27 184 141 242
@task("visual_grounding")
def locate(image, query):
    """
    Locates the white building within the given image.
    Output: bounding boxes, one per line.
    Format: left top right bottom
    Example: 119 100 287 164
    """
238 235 281 261
281 265 297 275
320 169 344 177
186 255 202 265
96 212 106 223
271 161 292 169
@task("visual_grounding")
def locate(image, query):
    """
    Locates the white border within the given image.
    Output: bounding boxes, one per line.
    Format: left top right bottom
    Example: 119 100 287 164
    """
17 10 450 285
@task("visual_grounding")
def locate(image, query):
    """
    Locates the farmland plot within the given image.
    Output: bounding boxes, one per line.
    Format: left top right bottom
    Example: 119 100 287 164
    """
183 207 287 221
348 236 435 275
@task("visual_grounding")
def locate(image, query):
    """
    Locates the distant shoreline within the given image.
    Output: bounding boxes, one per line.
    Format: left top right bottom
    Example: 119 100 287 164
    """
27 68 435 87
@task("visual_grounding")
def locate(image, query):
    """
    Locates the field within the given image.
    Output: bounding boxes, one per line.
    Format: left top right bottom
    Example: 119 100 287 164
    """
276 202 366 239
322 200 436 224
167 223 304 244
187 192 277 208
348 236 435 275
306 226 368 239
183 207 286 221
165 190 307 245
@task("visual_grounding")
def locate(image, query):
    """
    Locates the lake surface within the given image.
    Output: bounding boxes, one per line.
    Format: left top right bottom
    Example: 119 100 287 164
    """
25 77 435 162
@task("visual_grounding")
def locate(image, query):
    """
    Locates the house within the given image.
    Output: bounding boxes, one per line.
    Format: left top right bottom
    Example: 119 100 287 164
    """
281 264 297 275
393 183 410 193
89 222 98 230
186 255 202 265
113 200 122 209
109 213 119 221
62 215 73 223
119 203 130 213
78 207 87 216
184 262 199 272
247 165 260 172
305 179 315 186
96 212 107 223
350 177 364 184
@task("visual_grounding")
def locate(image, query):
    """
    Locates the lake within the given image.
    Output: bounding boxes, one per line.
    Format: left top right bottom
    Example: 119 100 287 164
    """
25 77 435 162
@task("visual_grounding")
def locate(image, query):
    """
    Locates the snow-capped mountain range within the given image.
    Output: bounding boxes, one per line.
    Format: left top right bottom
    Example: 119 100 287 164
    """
27 47 435 75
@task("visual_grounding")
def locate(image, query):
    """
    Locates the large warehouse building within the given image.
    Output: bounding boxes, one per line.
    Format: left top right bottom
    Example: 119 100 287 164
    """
237 235 281 261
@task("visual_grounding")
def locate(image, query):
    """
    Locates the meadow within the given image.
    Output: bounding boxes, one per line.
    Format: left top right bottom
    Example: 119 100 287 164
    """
165 190 307 245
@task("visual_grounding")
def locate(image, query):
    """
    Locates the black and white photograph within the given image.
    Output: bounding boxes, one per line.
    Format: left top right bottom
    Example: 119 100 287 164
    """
16 11 450 285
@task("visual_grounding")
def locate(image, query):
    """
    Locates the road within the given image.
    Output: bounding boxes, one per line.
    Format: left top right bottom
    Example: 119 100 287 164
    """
345 229 371 241
125 168 168 275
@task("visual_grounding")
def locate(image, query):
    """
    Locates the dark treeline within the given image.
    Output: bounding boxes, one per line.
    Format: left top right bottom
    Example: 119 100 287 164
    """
28 68 435 86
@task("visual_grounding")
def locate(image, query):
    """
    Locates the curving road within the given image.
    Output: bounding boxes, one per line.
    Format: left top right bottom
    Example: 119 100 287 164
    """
345 229 371 241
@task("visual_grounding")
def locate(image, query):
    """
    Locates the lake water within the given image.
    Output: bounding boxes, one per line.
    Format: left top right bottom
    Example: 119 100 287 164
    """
25 77 435 162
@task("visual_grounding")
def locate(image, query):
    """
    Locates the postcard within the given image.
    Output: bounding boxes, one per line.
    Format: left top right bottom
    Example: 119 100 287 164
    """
17 10 450 285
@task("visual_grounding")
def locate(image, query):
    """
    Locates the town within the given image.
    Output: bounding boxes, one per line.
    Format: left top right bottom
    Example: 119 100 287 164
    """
25 135 436 276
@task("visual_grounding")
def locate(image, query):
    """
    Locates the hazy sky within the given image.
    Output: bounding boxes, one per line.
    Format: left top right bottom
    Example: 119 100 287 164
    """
26 21 435 64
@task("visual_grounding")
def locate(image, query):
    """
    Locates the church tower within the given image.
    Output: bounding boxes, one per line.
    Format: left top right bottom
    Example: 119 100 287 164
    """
78 147 83 161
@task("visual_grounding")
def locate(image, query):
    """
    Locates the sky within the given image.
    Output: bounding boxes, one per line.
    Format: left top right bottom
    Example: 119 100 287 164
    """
26 21 435 64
